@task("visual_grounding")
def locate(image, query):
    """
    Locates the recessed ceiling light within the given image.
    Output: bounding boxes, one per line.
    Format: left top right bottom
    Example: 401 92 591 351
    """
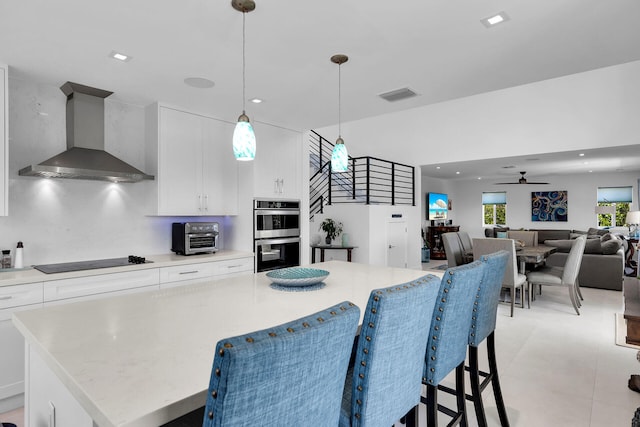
109 50 132 62
184 77 215 88
583 161 589 165
579 153 585 157
481 12 510 28
250 98 263 104
436 166 441 170
477 177 482 180
456 171 460 175
589 170 593 173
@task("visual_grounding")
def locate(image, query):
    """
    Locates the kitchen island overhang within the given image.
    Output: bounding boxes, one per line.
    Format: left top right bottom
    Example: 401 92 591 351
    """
13 261 439 427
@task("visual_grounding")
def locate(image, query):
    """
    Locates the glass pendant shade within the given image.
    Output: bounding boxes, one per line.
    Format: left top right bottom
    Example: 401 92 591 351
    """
331 137 348 172
233 113 256 161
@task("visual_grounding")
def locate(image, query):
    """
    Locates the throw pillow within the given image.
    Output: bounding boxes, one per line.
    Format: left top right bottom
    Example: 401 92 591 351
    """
587 227 599 236
584 238 603 254
600 233 615 243
601 239 622 255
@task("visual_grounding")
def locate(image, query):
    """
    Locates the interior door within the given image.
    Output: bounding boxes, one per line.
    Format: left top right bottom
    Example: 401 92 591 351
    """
386 221 408 268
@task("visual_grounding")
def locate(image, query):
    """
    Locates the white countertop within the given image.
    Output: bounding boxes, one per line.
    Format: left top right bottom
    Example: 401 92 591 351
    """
13 261 439 427
0 250 254 287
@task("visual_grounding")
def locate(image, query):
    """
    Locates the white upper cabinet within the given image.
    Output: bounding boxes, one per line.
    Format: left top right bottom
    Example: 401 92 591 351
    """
146 104 238 216
252 122 301 199
0 64 8 216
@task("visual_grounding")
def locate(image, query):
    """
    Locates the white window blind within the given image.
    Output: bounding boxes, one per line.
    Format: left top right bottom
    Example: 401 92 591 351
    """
482 192 506 205
597 186 632 203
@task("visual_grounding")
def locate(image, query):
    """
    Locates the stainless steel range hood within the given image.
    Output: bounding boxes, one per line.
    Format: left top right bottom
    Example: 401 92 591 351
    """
19 82 154 183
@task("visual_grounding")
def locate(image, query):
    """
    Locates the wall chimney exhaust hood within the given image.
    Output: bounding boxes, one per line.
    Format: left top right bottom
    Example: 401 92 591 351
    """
19 82 154 183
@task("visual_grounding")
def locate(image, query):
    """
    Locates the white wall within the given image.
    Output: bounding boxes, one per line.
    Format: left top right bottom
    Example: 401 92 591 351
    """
311 203 422 269
0 77 239 265
425 171 639 240
317 60 640 166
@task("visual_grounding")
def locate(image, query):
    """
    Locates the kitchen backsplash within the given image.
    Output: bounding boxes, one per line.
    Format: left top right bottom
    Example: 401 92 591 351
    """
0 77 237 265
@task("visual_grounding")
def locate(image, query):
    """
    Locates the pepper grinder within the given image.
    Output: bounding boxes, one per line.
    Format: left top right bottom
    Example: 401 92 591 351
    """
14 241 24 269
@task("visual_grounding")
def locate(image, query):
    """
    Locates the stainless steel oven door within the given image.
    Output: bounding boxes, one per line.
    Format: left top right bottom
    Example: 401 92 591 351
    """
254 209 300 239
185 232 218 255
255 237 300 272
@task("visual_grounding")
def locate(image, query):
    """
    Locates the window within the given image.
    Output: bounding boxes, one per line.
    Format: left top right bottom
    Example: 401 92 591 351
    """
597 186 632 227
482 192 506 226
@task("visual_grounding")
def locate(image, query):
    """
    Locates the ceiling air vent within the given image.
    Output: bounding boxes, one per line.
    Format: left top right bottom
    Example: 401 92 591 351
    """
378 87 418 102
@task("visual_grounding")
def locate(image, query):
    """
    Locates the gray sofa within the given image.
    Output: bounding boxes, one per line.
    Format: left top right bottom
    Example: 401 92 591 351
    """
530 229 625 291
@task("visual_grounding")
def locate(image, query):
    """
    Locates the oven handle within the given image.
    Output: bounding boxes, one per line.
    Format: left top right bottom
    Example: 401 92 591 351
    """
255 236 301 246
254 209 300 216
187 232 218 238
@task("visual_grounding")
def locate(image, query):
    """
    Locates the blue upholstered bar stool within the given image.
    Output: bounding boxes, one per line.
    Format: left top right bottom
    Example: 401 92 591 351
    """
200 301 360 427
466 250 510 427
339 274 441 427
421 260 487 427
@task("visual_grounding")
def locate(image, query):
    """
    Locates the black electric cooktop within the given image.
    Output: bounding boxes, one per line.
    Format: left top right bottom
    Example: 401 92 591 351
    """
34 256 151 274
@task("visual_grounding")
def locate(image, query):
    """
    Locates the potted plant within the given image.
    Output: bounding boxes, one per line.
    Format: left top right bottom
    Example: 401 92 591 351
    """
319 218 343 245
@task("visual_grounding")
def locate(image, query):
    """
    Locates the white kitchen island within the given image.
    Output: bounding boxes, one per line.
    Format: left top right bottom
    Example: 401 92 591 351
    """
12 261 439 427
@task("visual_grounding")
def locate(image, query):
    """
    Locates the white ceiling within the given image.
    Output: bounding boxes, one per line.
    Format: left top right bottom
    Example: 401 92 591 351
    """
1 0 639 176
420 145 640 181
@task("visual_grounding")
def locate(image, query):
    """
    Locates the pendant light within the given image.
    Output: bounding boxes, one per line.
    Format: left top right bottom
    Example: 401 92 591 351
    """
232 0 256 161
331 54 349 172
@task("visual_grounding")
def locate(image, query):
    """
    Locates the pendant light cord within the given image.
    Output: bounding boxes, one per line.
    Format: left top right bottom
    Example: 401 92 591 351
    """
338 62 342 138
242 11 247 114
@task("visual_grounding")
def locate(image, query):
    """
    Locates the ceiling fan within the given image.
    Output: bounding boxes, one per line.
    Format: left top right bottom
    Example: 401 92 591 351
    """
495 171 549 185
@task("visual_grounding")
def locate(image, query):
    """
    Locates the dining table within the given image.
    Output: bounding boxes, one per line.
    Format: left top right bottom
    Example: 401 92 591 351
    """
515 244 557 273
12 261 438 427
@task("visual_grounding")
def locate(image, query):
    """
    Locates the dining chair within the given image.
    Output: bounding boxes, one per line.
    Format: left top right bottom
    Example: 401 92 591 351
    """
420 260 487 427
340 274 441 427
457 231 474 263
442 232 464 267
473 238 528 317
526 236 586 315
439 250 511 427
198 301 360 427
506 230 539 247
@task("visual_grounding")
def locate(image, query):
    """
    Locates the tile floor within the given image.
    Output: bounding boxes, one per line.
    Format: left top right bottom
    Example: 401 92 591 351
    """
2 262 639 426
421 260 640 426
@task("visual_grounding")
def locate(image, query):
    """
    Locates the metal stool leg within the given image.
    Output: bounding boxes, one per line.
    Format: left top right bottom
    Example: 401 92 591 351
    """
487 333 510 427
426 383 438 427
469 345 488 427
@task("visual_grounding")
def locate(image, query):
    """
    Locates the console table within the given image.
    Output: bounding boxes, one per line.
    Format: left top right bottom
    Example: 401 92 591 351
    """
310 245 357 263
427 225 459 260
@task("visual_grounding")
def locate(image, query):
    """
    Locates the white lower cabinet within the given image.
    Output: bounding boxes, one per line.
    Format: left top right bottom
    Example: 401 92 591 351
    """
26 346 93 427
43 269 160 305
159 256 253 289
214 257 254 279
0 282 43 413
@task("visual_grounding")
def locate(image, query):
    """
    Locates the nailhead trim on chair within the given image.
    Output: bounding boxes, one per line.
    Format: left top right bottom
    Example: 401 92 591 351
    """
427 271 456 384
350 275 433 421
207 303 357 423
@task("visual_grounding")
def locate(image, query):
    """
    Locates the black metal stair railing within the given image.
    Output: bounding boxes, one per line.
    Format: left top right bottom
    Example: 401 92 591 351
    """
309 130 415 220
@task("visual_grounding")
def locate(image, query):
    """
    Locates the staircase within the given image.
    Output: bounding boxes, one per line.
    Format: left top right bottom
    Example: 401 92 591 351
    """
309 130 415 220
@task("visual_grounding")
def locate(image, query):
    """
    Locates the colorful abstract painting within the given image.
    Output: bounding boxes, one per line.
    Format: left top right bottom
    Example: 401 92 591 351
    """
531 191 568 222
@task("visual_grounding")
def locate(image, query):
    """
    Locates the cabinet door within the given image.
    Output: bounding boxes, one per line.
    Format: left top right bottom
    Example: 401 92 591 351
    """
158 107 203 215
0 64 7 216
44 269 159 303
253 123 301 199
0 282 43 405
202 117 238 215
215 257 254 278
159 262 217 285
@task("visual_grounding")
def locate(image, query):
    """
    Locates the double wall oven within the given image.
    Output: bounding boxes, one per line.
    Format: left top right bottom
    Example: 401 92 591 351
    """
254 199 300 272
